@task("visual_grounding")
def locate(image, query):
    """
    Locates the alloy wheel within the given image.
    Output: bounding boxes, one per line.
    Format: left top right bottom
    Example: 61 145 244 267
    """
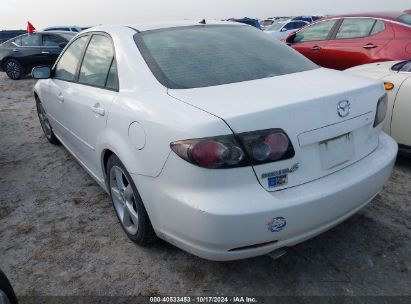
109 166 139 235
6 61 21 79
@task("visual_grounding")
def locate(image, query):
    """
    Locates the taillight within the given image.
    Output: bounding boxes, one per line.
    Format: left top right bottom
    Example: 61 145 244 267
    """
170 135 249 169
239 129 295 165
374 93 388 127
170 129 294 169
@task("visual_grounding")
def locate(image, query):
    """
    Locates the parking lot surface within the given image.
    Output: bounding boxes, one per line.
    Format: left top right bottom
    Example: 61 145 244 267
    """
0 74 410 297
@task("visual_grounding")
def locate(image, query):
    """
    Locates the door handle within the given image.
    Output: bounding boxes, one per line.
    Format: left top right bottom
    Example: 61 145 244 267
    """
41 51 50 54
57 93 64 102
311 46 321 51
363 44 377 49
91 103 105 116
12 48 19 52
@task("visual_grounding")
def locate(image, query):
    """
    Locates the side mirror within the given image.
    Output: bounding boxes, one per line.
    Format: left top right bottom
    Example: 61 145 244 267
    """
58 42 67 49
285 32 297 45
32 66 51 79
281 27 288 32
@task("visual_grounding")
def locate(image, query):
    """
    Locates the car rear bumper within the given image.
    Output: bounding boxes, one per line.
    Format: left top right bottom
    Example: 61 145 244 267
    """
133 132 397 261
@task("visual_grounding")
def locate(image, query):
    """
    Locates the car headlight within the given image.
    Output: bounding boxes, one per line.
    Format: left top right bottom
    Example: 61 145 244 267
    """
374 93 388 127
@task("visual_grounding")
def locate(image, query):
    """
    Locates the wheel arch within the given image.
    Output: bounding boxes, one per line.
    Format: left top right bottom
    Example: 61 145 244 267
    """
101 148 114 181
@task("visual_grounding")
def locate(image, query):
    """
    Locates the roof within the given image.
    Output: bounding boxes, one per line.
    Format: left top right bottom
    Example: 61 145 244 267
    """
85 20 242 33
330 11 408 21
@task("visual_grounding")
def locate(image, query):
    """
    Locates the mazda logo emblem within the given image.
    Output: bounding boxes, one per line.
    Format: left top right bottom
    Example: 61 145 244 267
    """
337 100 351 118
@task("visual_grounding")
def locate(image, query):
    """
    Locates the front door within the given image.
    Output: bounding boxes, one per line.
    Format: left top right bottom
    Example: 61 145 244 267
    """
291 19 339 68
42 35 90 143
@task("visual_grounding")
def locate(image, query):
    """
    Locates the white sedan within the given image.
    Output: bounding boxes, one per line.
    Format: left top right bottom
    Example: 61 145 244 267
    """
347 60 411 156
32 21 397 261
264 20 309 40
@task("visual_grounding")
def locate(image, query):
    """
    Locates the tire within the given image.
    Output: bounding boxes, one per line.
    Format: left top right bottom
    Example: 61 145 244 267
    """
0 270 18 304
35 95 60 145
107 154 157 245
4 59 24 80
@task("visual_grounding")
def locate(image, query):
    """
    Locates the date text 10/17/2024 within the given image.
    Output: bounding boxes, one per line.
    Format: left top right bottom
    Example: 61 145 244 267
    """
149 296 258 303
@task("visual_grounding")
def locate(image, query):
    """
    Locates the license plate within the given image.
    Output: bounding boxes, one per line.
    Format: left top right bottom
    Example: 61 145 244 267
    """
320 133 354 170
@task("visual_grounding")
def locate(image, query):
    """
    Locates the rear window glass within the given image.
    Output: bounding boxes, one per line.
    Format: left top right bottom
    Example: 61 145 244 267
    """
335 18 376 39
398 14 411 26
135 25 318 89
370 20 385 35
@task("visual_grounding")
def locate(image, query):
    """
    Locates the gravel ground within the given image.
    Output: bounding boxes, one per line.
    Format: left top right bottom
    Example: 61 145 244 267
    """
0 74 410 299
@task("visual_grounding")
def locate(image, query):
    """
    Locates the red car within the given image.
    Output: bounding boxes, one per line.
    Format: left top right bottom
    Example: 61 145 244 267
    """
285 11 411 70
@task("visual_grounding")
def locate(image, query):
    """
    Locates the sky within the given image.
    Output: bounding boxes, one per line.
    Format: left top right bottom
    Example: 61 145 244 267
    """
1 0 410 30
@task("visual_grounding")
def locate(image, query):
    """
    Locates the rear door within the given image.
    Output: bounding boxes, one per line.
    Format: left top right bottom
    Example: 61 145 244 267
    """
40 33 67 66
60 33 118 176
291 19 339 67
325 18 392 70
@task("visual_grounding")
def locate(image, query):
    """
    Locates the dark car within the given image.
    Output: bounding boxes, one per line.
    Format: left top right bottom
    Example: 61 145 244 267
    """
0 31 76 80
291 16 323 23
286 11 411 70
0 30 26 44
232 17 262 29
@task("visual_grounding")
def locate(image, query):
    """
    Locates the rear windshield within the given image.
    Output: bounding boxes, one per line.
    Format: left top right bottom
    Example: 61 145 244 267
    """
398 14 411 26
135 25 318 89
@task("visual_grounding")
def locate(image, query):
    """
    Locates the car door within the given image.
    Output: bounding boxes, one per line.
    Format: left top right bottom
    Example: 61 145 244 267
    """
42 35 90 142
11 33 42 68
58 33 118 177
390 75 411 147
324 18 392 70
40 33 67 66
291 19 339 67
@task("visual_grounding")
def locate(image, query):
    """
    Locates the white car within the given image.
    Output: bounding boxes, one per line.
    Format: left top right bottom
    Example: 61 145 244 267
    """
347 60 411 156
32 21 397 261
265 20 308 40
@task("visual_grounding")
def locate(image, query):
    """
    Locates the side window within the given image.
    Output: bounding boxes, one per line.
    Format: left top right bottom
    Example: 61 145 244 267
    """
335 18 376 39
78 35 115 88
42 34 65 47
283 22 295 30
20 34 40 46
13 36 22 46
55 35 89 81
296 22 306 28
106 60 119 90
370 20 385 35
294 19 337 42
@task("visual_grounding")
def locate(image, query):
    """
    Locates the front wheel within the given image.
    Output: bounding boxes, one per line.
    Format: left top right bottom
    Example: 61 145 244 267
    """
107 155 157 245
35 96 59 145
4 59 24 80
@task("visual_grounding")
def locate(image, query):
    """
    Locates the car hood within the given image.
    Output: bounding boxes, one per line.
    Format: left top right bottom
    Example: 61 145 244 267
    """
345 61 401 80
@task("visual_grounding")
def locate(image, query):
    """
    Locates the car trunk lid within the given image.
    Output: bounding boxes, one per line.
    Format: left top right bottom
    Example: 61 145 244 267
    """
168 68 385 191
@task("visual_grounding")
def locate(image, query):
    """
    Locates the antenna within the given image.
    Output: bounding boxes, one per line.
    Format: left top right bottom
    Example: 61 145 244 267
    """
199 19 206 25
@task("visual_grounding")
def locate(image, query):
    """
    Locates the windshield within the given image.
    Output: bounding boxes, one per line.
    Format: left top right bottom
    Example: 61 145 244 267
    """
398 14 411 26
266 23 285 31
392 60 411 72
135 25 317 89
